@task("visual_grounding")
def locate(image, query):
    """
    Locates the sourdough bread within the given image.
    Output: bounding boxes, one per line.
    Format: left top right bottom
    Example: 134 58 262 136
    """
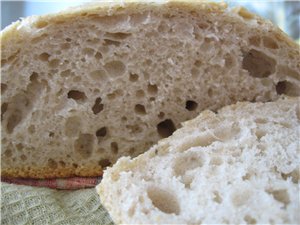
1 1 300 178
97 97 300 224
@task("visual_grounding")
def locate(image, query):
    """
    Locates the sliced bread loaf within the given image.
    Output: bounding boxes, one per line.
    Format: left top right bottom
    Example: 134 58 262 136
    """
1 1 300 178
97 97 300 224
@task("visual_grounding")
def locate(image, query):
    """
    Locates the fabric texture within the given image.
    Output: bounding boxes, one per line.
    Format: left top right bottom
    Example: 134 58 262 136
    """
1 182 114 225
1 177 101 190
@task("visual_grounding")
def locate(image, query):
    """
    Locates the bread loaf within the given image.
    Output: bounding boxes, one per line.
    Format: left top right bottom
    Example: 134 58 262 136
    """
97 97 300 224
1 1 299 178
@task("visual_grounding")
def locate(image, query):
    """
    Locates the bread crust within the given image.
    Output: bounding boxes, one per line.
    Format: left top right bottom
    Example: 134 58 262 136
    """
1 165 103 179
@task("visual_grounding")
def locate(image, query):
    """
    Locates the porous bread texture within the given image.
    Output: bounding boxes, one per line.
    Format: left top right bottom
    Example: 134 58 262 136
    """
97 97 300 224
1 1 300 178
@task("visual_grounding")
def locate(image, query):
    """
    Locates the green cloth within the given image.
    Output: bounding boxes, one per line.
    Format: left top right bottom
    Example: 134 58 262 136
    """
1 182 114 225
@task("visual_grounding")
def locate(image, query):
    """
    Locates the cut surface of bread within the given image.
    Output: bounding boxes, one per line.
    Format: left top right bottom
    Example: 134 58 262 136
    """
1 1 300 178
97 97 300 224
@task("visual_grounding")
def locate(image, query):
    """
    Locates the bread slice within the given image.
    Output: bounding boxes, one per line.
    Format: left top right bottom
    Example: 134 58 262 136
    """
97 97 300 224
1 1 300 178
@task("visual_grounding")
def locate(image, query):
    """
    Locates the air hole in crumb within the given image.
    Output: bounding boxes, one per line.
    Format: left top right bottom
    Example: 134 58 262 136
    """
60 70 74 78
130 13 148 25
1 83 7 94
31 34 48 43
185 100 198 111
30 72 39 81
4 149 12 158
67 90 87 102
20 154 27 161
104 60 126 77
49 59 60 68
181 174 194 188
277 65 299 81
61 43 70 50
97 148 105 153
90 69 107 81
95 52 102 59
82 48 95 56
1 102 8 120
242 49 276 78
147 83 158 95
16 143 23 151
92 97 103 115
266 189 290 206
224 53 235 69
111 142 118 154
242 173 251 181
28 125 35 134
213 191 222 203
177 133 216 152
157 119 176 138
38 52 50 61
147 187 180 215
73 76 81 83
209 156 223 166
98 159 111 167
231 189 252 206
276 81 300 97
103 39 121 46
134 104 146 115
191 67 199 78
126 124 143 134
96 127 107 137
262 36 279 49
129 148 136 155
72 163 78 168
174 152 203 177
248 35 261 46
157 22 170 32
47 158 58 169
107 89 123 100
279 122 291 129
207 88 213 97
7 110 22 133
244 215 257 224
59 161 66 167
129 73 139 82
74 133 94 158
158 112 165 119
128 205 136 217
255 118 268 124
281 169 299 184
193 60 201 67
136 90 145 98
105 32 132 40
65 116 81 137
255 129 266 140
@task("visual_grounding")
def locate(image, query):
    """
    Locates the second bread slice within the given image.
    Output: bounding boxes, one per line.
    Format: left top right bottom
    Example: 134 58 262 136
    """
97 97 300 224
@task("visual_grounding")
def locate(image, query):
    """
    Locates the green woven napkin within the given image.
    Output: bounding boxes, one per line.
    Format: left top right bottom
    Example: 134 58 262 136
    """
1 182 114 225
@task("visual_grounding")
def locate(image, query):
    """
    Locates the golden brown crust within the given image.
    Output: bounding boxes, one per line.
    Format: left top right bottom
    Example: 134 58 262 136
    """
1 165 103 179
